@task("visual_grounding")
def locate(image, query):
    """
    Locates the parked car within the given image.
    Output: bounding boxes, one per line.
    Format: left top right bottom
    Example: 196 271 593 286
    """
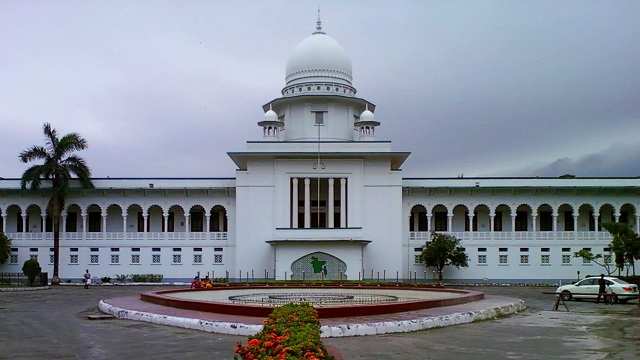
557 276 639 303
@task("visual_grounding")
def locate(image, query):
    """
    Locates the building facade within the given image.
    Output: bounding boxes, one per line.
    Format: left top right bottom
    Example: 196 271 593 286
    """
1 23 638 282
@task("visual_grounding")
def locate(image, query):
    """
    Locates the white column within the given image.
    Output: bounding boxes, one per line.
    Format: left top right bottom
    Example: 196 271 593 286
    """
82 214 87 234
636 215 640 234
163 214 168 232
205 215 211 232
2 215 7 234
41 215 45 233
328 178 335 228
292 178 299 228
614 213 619 222
143 214 148 232
304 178 311 228
468 214 474 240
593 213 599 234
102 213 107 234
552 214 557 240
573 215 578 232
447 215 452 233
62 215 67 233
340 178 346 228
511 215 516 233
489 214 495 232
22 211 27 233
123 215 128 233
426 214 432 232
531 215 537 233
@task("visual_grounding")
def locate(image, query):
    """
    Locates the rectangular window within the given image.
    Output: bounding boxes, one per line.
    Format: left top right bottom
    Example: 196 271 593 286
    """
111 248 119 252
132 248 140 252
604 254 612 264
414 255 421 264
30 248 38 252
65 212 78 232
314 111 324 125
582 257 590 264
541 248 550 252
515 211 528 231
194 247 202 252
190 212 204 232
111 255 119 264
30 254 38 261
193 254 202 263
152 254 161 264
562 255 571 264
131 254 140 264
70 254 78 264
214 247 223 252
499 248 508 252
88 212 101 232
49 255 54 264
414 247 423 252
562 247 571 252
90 248 99 252
214 254 223 263
10 254 18 264
478 255 487 264
520 255 529 264
70 248 79 252
173 254 181 264
499 255 508 264
520 248 529 252
541 254 550 264
152 248 161 252
434 212 447 231
173 248 182 252
478 248 487 252
90 255 99 264
539 211 552 231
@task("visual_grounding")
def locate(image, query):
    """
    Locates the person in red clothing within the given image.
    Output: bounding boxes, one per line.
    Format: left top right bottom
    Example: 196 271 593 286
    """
190 276 202 289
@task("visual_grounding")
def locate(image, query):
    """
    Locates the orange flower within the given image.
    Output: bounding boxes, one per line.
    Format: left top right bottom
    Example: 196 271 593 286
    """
248 338 260 347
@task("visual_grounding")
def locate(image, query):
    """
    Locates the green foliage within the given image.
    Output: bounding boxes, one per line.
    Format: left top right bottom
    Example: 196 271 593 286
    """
130 274 164 283
601 222 640 276
419 232 469 282
573 249 615 275
100 276 112 284
19 123 94 284
235 303 334 360
0 232 12 265
114 274 129 283
22 259 42 286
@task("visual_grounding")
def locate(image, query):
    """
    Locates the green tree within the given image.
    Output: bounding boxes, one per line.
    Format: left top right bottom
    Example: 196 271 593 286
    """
572 249 615 275
419 232 469 282
22 258 41 286
19 123 94 285
601 222 640 276
0 232 12 264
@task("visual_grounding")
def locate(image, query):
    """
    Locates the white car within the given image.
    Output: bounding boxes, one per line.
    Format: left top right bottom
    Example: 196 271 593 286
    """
557 276 639 303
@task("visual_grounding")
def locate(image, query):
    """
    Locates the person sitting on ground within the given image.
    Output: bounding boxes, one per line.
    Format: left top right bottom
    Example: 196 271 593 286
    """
190 276 202 289
202 275 213 288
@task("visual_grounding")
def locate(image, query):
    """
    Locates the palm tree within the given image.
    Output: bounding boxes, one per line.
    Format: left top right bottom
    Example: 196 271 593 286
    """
0 232 12 264
19 123 94 285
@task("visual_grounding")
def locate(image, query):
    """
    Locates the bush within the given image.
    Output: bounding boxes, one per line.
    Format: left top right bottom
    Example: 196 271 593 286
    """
235 303 334 360
114 274 129 283
101 276 112 284
130 274 164 283
22 259 41 286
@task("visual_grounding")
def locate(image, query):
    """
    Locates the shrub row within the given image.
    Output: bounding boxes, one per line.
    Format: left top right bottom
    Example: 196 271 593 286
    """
235 303 334 360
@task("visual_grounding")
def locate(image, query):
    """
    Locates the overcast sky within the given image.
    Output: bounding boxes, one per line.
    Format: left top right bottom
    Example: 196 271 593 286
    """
1 1 639 180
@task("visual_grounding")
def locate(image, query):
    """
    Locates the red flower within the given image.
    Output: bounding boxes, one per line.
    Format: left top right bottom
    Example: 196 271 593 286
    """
248 338 260 347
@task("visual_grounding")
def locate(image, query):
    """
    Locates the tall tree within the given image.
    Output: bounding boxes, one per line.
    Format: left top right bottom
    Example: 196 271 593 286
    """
19 123 94 285
419 232 469 282
601 222 640 276
0 232 12 264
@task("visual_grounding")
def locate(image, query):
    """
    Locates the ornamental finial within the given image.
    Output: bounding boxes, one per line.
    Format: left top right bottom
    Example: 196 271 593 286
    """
314 8 325 34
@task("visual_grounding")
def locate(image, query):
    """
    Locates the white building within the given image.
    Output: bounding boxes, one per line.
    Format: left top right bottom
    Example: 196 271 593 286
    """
1 22 638 283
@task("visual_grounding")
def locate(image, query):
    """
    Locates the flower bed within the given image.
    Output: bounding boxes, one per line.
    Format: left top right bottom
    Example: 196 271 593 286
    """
235 303 334 360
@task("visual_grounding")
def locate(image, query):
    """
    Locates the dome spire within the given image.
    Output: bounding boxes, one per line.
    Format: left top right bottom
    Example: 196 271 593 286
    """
314 8 325 34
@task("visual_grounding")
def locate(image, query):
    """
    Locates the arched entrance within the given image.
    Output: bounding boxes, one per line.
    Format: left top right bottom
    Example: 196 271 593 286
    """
291 252 347 280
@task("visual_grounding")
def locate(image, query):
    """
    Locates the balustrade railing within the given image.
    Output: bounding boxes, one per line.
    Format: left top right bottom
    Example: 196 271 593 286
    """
409 231 612 242
4 231 228 242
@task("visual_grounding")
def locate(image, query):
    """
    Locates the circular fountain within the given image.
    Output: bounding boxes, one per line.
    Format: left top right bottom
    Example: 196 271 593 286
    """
140 285 484 318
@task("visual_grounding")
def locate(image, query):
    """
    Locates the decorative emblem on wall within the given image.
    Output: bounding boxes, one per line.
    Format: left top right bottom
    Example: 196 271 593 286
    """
291 252 347 280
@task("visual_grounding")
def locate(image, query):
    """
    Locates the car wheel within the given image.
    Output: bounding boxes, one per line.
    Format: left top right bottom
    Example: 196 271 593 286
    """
610 294 619 304
561 291 572 301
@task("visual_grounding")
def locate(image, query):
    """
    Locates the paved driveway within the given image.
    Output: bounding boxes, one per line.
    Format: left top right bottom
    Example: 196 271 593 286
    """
0 285 638 359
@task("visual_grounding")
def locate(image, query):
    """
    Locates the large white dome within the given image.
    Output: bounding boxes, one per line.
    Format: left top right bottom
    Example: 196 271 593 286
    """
285 32 353 87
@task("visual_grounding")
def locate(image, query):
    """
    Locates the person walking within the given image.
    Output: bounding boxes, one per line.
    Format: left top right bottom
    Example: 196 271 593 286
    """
83 269 91 289
596 274 609 304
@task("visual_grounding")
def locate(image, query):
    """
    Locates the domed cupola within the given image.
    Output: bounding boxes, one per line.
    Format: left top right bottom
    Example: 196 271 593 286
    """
354 105 380 141
282 15 356 97
257 104 283 140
